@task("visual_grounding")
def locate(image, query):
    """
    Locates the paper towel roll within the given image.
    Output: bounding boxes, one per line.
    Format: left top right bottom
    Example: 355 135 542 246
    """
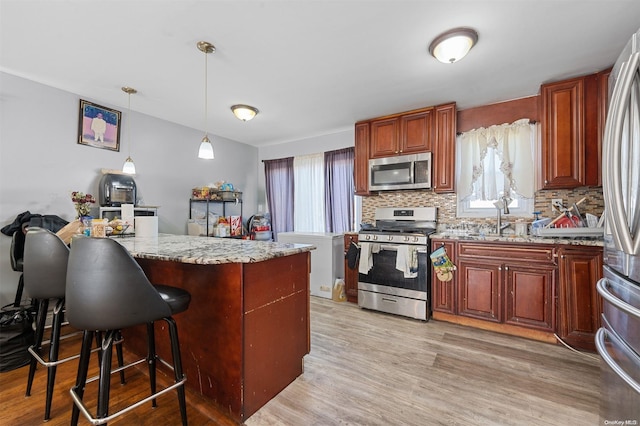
121 204 135 234
135 216 158 237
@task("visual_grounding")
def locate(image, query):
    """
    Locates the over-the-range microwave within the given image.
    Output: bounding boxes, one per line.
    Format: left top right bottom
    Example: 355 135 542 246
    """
369 152 432 191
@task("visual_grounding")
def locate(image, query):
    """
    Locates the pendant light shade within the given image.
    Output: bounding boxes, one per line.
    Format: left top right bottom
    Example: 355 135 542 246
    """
121 86 137 174
231 104 259 121
198 135 214 159
429 27 478 64
122 156 136 174
197 41 215 159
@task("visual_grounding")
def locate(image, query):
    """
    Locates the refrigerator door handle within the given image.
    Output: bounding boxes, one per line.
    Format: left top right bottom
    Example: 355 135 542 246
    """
597 277 640 319
605 51 640 255
596 328 640 394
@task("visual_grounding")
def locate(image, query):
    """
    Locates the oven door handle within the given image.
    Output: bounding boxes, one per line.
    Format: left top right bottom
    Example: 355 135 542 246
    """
379 245 427 253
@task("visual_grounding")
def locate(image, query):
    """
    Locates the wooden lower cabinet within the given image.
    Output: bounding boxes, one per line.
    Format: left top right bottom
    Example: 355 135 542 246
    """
458 259 502 322
557 246 603 351
431 238 604 349
343 233 359 303
432 240 456 314
431 239 557 341
505 263 556 330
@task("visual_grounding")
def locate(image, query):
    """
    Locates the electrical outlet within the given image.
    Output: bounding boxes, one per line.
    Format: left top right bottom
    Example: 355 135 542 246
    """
552 198 563 212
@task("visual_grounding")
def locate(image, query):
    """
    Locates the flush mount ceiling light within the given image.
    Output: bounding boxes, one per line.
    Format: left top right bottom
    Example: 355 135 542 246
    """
197 41 215 160
121 86 137 174
231 104 259 121
428 27 478 64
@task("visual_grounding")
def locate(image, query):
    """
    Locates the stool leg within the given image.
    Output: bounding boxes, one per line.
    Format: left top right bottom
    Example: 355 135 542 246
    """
26 298 48 397
43 298 64 421
166 317 187 426
71 330 94 426
13 273 24 307
115 330 126 384
97 330 115 421
146 322 157 408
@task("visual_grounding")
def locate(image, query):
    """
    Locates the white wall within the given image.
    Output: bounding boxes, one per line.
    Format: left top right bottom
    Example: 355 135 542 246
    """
0 72 259 306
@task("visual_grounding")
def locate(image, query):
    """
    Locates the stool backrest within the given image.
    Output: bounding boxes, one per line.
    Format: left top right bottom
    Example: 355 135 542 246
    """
24 227 69 300
66 237 171 331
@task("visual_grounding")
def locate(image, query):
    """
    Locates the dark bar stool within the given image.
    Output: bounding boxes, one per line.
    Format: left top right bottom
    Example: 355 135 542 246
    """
23 227 125 421
66 237 190 426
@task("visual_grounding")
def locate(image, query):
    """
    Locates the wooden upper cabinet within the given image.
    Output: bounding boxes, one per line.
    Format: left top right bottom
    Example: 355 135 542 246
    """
354 122 370 195
400 109 434 154
433 103 456 193
370 107 434 159
370 118 399 158
540 73 602 189
541 77 584 189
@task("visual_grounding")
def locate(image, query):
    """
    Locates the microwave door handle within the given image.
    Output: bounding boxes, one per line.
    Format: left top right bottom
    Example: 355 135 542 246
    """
607 52 640 254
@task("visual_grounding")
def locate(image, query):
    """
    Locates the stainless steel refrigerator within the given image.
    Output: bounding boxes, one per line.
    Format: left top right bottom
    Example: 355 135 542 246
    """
597 27 640 423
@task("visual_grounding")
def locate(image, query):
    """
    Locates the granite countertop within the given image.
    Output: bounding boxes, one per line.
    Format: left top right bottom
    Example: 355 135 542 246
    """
431 232 604 247
113 233 315 264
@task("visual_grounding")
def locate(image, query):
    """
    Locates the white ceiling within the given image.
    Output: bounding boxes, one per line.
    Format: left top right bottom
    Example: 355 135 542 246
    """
2 1 639 148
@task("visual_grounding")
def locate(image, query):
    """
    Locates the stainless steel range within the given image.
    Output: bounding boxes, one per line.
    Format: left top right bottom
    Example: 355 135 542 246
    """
357 207 437 321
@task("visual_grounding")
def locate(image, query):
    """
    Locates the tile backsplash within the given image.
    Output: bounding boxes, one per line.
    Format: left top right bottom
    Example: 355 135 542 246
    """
360 187 604 230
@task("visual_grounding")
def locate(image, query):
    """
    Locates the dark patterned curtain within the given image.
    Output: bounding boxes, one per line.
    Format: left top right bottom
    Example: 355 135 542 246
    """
324 147 354 233
264 157 294 239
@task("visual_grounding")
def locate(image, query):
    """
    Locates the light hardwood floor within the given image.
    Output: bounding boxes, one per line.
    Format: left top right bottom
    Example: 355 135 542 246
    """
0 297 601 425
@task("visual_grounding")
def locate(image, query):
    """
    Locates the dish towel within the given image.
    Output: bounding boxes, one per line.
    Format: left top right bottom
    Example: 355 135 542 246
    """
358 242 380 274
396 246 418 278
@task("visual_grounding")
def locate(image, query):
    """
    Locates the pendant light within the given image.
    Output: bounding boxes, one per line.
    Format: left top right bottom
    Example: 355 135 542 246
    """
231 104 259 121
197 41 215 159
122 86 137 174
429 27 478 64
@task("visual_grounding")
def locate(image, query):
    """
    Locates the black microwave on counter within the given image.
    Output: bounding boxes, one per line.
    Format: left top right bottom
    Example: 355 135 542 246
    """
369 152 432 191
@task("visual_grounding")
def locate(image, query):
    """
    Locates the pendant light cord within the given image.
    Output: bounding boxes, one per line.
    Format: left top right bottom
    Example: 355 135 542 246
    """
204 47 208 137
127 91 132 157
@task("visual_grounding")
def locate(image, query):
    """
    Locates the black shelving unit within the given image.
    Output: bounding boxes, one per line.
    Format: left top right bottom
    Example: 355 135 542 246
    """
189 197 243 237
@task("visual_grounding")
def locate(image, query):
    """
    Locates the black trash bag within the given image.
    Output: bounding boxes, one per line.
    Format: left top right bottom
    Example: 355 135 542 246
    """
0 305 35 372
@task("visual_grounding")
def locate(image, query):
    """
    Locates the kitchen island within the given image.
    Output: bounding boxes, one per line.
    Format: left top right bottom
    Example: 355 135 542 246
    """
114 234 314 423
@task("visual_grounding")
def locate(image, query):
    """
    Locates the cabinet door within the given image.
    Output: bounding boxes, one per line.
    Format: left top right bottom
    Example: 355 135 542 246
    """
431 240 456 314
400 109 433 154
541 78 585 188
433 103 456 193
370 118 399 158
557 247 603 351
343 234 359 303
354 122 370 195
504 264 556 331
457 259 502 322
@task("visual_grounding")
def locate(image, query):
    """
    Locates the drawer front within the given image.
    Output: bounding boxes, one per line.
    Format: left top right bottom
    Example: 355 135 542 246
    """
458 242 556 263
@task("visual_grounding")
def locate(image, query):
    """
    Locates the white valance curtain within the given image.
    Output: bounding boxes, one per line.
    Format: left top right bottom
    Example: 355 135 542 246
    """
457 118 536 201
294 153 325 232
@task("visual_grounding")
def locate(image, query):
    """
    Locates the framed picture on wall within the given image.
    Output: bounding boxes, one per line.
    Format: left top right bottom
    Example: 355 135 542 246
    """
77 99 121 151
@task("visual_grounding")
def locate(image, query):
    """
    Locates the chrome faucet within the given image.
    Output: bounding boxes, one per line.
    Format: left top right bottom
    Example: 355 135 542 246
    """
493 196 511 236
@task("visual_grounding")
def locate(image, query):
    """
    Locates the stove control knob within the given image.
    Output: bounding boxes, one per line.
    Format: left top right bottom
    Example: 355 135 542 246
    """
372 235 378 241
403 236 410 242
365 234 371 241
387 235 393 241
413 236 419 242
